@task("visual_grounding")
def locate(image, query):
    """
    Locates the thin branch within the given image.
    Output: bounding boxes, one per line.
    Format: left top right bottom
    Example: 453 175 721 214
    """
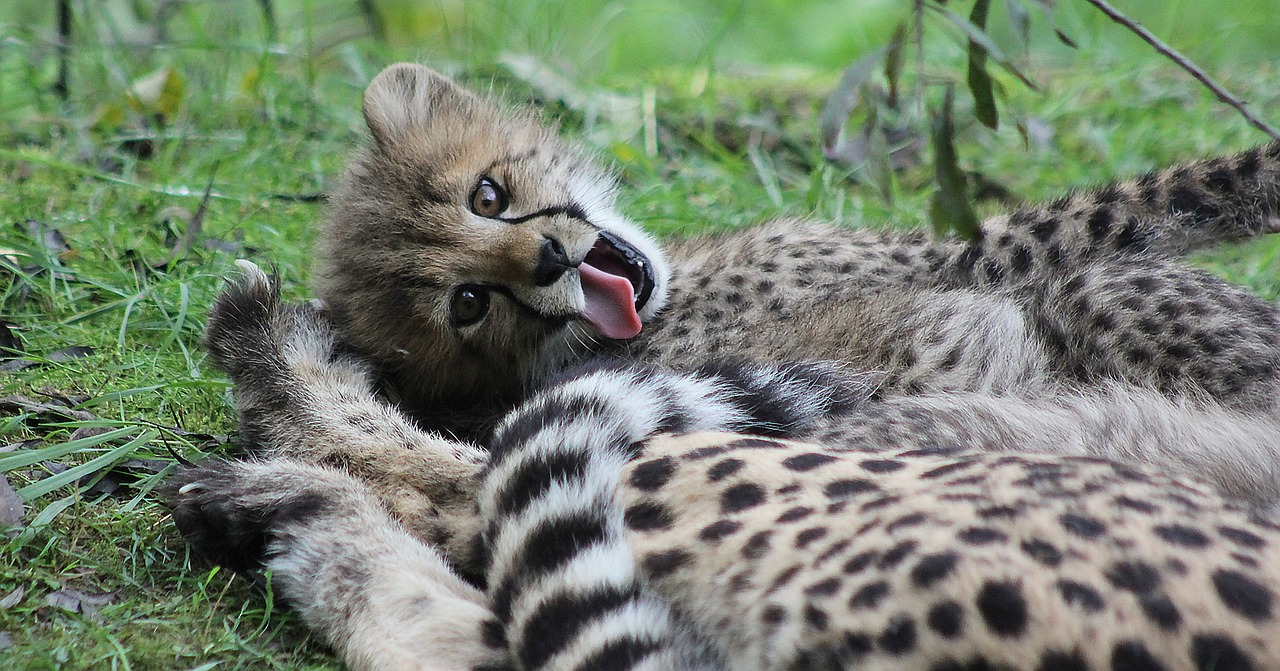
54 0 71 101
1083 0 1280 141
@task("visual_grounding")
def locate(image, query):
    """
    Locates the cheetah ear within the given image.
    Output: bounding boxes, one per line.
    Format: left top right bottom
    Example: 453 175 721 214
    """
361 63 472 146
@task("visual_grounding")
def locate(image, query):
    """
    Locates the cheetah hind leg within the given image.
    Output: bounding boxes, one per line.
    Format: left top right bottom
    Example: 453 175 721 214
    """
203 260 488 570
164 458 510 671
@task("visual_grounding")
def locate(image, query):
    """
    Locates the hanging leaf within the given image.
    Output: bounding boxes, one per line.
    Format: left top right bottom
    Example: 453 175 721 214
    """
927 4 1040 91
864 112 896 206
1014 0 1078 48
929 88 983 242
883 23 908 108
1004 0 1032 48
819 47 887 156
966 0 998 130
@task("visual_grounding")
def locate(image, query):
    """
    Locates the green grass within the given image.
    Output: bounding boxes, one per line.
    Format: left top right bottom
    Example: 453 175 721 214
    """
2 1 1279 669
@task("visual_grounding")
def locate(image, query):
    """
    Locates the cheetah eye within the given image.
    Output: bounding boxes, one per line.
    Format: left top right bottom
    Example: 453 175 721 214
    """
451 284 490 326
470 177 508 218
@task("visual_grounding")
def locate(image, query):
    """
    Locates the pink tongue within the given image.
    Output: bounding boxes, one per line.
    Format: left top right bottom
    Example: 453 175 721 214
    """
578 262 642 339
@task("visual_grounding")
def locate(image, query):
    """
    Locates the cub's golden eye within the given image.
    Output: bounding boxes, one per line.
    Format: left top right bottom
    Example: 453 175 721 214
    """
470 177 508 218
451 284 490 326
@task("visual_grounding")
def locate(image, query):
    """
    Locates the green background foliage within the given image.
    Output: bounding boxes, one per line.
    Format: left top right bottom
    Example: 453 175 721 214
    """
1 1 1278 668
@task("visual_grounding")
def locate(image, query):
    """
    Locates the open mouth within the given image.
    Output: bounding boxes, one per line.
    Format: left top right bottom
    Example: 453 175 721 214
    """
583 230 655 310
576 231 657 340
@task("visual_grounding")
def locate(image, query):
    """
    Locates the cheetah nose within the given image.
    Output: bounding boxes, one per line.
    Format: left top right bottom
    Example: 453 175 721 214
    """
533 236 572 286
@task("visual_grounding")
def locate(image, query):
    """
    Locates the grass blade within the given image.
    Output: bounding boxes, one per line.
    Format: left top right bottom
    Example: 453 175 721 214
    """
0 426 141 472
16 429 159 500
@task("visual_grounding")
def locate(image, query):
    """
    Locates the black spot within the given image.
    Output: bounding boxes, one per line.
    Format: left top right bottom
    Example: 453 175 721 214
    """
977 505 1022 521
1020 538 1063 567
1114 495 1159 514
885 512 928 533
720 483 767 513
1087 206 1113 241
766 565 803 595
805 577 842 597
877 540 919 570
976 581 1029 637
782 452 838 472
859 459 905 473
1153 524 1210 549
1212 569 1273 621
1170 184 1219 219
1036 650 1088 671
1030 216 1059 242
1218 526 1266 550
877 616 916 655
629 457 676 492
1057 579 1106 612
850 581 891 609
1060 512 1106 538
777 506 815 523
1115 217 1144 250
824 478 878 498
804 605 830 630
843 632 874 660
761 604 787 624
1191 634 1256 671
1105 560 1161 593
742 531 773 559
641 549 692 578
921 461 974 479
926 601 964 638
624 501 674 531
911 552 960 588
1110 641 1168 671
698 519 742 542
706 458 745 482
843 550 877 575
1139 594 1181 631
1010 245 1033 275
958 527 1008 545
795 527 829 549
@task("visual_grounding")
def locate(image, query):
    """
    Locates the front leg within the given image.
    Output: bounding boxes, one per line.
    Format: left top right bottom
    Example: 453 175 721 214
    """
166 459 510 671
204 261 487 569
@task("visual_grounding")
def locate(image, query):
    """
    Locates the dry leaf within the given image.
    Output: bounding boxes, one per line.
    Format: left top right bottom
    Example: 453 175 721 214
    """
0 475 21 529
0 587 24 610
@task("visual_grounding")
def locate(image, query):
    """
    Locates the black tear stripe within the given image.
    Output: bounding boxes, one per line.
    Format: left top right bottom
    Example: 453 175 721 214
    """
497 203 592 226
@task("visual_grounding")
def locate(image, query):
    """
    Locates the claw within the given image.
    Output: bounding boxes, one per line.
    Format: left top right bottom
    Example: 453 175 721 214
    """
177 482 205 495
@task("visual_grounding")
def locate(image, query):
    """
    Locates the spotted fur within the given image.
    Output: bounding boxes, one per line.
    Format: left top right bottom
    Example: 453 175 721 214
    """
171 351 1280 671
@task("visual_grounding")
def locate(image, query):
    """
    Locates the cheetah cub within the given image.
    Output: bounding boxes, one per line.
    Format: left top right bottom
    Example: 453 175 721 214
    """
317 64 1280 440
173 281 1280 671
248 62 1280 523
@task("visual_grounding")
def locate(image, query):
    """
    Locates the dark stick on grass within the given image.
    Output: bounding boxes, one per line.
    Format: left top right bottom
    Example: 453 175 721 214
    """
54 0 71 101
256 0 279 42
1084 0 1280 141
356 0 387 41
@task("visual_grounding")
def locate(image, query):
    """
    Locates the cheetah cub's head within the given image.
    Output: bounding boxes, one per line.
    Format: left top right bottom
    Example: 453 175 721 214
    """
315 63 669 405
